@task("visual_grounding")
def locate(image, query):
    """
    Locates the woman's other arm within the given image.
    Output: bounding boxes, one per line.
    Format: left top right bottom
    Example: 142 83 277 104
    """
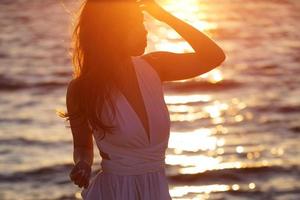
66 80 93 188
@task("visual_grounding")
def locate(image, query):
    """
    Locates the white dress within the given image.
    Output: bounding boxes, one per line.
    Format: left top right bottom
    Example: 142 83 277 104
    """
81 56 172 200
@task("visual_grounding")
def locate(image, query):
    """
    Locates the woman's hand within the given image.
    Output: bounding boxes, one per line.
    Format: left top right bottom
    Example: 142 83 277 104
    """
69 160 91 189
137 0 168 22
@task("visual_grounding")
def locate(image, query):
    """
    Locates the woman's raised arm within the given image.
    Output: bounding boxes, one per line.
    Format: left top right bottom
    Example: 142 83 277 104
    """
138 0 226 82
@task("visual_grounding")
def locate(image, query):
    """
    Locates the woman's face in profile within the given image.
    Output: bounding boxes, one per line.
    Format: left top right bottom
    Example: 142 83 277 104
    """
126 12 148 56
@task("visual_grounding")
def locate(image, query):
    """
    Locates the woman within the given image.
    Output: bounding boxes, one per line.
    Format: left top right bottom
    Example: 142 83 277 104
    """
62 0 225 199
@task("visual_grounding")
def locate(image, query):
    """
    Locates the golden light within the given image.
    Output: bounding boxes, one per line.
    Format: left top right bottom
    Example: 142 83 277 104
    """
249 183 256 190
165 94 214 122
148 0 218 53
216 125 229 134
236 146 244 154
169 184 231 197
234 114 244 122
164 94 212 104
166 159 284 175
170 112 207 122
232 184 240 191
162 0 216 33
203 101 228 118
271 148 284 156
217 148 225 155
75 192 81 199
168 105 194 113
166 155 221 173
154 40 193 53
168 128 219 152
198 69 224 83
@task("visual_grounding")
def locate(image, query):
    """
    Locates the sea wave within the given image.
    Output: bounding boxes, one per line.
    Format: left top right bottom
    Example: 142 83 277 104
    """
0 76 67 91
168 165 300 183
0 137 70 147
164 79 242 92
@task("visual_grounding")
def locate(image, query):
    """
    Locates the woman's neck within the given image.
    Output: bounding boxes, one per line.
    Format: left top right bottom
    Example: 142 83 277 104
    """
115 56 135 90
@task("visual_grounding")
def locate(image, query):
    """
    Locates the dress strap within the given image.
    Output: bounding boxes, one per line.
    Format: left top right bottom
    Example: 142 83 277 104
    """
135 56 163 85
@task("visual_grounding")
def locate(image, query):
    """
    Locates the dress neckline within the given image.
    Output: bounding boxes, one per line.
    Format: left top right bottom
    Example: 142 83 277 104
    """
117 56 151 144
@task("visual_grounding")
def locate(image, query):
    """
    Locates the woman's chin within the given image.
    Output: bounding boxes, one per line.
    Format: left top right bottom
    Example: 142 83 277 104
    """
132 47 146 56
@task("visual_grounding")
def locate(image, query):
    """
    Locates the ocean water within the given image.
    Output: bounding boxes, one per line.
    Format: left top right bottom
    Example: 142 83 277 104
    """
0 0 299 199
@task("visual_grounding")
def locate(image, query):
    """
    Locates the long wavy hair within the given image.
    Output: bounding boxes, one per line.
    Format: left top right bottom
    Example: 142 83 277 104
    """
59 0 143 140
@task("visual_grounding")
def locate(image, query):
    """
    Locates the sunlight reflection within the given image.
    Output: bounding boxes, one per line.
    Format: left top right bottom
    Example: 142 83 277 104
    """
165 95 248 124
162 0 216 33
75 192 81 199
170 112 208 122
166 155 220 173
170 183 258 198
236 146 244 153
198 69 224 83
232 184 240 191
164 94 212 104
271 147 284 156
249 182 256 190
168 128 221 152
163 0 200 14
149 0 217 53
169 184 230 197
168 105 194 113
203 101 228 118
216 148 225 155
215 125 229 134
176 160 284 174
247 151 261 159
154 41 193 52
232 98 247 109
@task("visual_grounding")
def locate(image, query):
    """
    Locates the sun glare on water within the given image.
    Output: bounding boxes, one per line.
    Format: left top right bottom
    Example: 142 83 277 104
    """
149 0 218 53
